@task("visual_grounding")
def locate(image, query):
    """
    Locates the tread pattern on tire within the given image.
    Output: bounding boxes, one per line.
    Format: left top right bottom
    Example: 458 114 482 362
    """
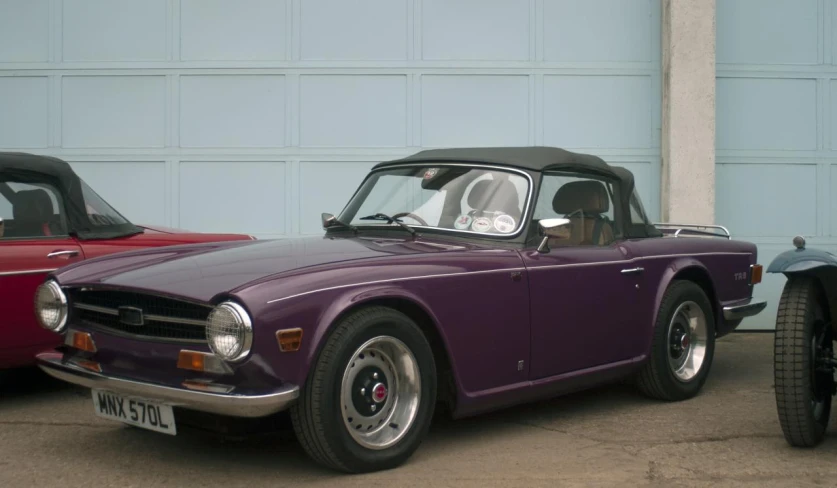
774 276 830 447
289 306 368 473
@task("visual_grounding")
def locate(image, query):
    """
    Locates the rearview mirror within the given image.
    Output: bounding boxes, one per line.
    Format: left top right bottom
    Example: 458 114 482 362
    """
321 212 336 229
537 218 571 253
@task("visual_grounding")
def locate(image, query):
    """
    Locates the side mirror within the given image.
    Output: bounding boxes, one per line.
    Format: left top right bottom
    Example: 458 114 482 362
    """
0 217 4 238
321 212 336 229
537 218 572 253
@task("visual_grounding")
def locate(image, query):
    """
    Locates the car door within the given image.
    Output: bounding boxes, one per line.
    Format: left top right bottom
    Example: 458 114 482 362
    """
0 180 84 357
520 172 645 380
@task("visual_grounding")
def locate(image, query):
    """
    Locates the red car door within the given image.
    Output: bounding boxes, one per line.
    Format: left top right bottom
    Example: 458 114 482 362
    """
0 182 84 367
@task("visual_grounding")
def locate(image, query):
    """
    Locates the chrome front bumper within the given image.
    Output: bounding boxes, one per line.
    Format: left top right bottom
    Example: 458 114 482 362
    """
36 352 299 418
723 297 768 321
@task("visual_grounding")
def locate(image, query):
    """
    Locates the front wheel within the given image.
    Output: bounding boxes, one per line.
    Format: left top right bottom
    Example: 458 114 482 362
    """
774 276 835 447
290 306 437 473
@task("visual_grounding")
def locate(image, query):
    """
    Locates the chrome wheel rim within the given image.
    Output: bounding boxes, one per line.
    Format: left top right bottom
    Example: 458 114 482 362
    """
667 301 708 382
340 336 421 450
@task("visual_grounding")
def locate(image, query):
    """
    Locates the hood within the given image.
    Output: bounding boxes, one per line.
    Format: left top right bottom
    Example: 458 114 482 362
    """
54 235 471 303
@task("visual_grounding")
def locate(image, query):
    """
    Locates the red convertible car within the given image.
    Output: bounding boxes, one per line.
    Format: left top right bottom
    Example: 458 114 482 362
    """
0 152 254 369
34 147 767 472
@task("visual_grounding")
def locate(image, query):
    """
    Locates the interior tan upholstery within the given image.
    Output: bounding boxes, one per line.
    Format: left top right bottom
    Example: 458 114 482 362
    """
549 180 614 246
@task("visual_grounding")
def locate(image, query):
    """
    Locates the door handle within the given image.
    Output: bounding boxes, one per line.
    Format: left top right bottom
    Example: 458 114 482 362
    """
621 267 644 275
47 250 79 259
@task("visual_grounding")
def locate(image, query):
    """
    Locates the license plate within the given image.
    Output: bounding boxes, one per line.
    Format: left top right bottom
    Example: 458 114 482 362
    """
91 389 177 435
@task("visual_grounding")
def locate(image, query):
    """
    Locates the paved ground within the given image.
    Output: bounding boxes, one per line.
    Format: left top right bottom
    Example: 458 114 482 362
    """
1 333 835 487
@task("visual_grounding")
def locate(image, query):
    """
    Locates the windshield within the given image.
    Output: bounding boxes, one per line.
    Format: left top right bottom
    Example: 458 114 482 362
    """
338 165 530 237
73 180 142 239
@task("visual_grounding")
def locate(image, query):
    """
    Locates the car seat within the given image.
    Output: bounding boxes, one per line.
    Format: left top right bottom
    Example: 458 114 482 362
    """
550 180 614 246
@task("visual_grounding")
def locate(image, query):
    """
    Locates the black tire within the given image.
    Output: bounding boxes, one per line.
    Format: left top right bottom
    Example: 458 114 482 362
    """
290 306 437 473
636 280 716 401
774 276 834 447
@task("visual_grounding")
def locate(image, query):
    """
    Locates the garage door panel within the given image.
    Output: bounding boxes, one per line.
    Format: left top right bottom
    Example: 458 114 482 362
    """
300 0 407 60
717 78 817 151
421 75 529 147
179 161 287 236
0 0 49 62
0 1 660 242
543 0 653 62
299 75 407 147
0 77 48 148
62 76 167 148
543 75 652 149
717 0 818 65
180 0 288 61
63 0 167 62
716 163 817 238
69 161 167 226
299 161 376 235
421 0 530 61
180 75 286 148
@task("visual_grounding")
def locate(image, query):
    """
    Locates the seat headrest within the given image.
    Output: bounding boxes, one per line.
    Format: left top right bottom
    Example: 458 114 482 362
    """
467 179 520 215
12 189 54 222
552 180 609 214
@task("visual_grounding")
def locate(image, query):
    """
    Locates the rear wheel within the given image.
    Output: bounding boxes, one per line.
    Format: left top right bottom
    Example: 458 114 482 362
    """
636 280 716 401
290 306 436 473
774 276 835 447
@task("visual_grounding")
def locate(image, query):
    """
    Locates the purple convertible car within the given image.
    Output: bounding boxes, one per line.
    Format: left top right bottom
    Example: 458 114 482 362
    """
34 147 767 472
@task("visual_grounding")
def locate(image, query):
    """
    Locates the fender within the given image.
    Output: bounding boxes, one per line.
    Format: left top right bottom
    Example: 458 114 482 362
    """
302 283 464 398
767 247 837 275
767 240 837 330
642 257 718 357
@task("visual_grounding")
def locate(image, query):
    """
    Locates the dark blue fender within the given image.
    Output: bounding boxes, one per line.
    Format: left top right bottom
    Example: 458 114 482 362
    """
768 243 837 331
767 248 837 275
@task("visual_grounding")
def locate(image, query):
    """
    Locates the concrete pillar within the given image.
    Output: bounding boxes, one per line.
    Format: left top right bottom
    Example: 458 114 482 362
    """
660 0 716 223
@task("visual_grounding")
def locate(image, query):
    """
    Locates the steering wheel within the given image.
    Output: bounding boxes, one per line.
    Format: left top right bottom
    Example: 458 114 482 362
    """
391 212 428 226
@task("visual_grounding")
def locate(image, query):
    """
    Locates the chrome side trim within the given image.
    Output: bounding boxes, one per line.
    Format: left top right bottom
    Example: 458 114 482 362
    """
0 268 58 277
723 298 768 321
36 352 299 418
74 302 207 327
265 251 754 304
267 267 526 304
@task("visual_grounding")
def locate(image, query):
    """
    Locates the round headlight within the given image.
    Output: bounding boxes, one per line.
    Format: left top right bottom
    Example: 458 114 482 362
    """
34 280 68 333
206 301 253 362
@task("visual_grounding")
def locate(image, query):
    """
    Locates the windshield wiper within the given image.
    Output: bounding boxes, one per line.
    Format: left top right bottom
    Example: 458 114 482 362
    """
359 213 416 236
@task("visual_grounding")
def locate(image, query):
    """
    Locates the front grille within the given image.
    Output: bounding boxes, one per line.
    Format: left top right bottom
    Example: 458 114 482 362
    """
68 289 212 344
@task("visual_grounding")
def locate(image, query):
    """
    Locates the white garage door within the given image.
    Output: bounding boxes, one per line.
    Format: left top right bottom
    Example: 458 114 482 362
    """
716 0 833 330
0 0 661 239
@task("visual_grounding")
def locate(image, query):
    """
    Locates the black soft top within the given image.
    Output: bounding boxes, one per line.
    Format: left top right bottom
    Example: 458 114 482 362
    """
0 152 142 239
374 146 660 239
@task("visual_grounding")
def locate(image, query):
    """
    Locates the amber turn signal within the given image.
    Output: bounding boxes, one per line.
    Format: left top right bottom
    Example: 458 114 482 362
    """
65 330 97 353
750 264 763 285
277 328 303 352
177 350 233 375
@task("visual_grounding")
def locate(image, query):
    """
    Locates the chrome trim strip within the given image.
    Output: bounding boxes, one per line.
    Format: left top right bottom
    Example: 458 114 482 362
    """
36 352 299 418
0 268 57 277
723 298 768 321
75 303 118 315
343 162 535 239
265 251 755 304
74 302 208 327
267 267 526 304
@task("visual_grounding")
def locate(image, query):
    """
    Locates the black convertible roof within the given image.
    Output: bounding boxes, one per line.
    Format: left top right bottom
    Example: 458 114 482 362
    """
373 146 660 239
0 151 142 239
0 151 77 179
374 146 616 175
